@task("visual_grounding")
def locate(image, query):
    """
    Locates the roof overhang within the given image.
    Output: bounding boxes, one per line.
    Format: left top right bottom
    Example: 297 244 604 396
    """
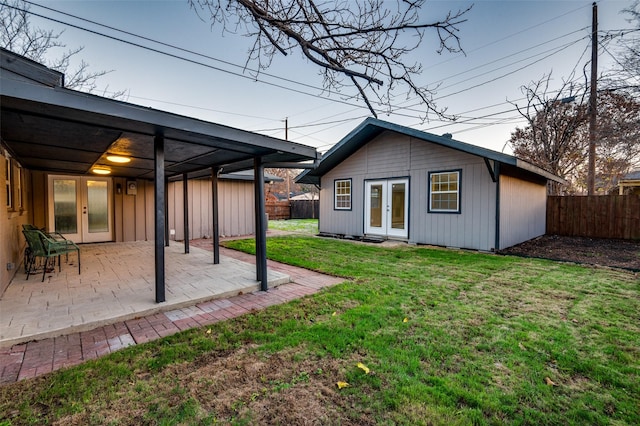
296 117 564 185
167 169 283 183
1 57 317 180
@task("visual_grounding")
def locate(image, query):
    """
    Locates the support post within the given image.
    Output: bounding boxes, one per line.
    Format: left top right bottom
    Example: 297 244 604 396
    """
164 176 169 247
211 167 220 264
254 157 268 291
154 135 166 303
183 173 190 254
494 162 501 252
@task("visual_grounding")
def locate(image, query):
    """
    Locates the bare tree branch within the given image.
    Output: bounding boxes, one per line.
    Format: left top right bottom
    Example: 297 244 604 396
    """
508 73 640 194
0 0 126 98
189 0 471 119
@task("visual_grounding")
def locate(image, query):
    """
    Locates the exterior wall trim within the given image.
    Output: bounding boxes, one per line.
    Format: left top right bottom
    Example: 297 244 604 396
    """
427 169 462 214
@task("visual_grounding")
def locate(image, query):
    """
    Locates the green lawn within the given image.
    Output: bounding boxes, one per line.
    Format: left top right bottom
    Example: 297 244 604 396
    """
268 218 318 234
1 236 638 425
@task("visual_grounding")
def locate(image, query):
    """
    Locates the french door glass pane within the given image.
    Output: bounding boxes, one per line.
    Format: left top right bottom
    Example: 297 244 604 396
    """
87 180 109 233
370 184 383 227
53 179 78 233
391 183 405 229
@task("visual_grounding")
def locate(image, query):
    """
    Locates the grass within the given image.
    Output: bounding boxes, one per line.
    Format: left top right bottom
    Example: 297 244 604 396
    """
268 218 318 234
1 236 638 425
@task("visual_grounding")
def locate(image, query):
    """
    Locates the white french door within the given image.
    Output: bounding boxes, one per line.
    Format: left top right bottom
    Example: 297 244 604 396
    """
48 175 113 243
364 178 409 239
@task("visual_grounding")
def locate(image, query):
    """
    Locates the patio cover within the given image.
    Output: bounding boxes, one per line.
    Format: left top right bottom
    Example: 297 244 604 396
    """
1 48 318 302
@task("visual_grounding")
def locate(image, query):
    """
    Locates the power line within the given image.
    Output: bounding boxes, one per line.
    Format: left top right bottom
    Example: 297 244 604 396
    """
23 0 331 96
13 0 630 146
421 2 592 72
14 1 373 112
429 27 589 90
429 37 588 103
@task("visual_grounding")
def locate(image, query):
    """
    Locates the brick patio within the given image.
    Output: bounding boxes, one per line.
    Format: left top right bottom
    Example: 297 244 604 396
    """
0 243 344 384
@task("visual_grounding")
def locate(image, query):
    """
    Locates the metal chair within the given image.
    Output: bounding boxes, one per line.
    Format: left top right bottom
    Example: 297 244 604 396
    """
22 228 81 281
22 224 72 267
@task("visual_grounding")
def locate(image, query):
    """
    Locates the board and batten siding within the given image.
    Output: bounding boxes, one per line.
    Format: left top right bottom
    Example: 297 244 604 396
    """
29 174 156 243
28 175 254 245
498 174 547 249
319 130 498 251
168 178 255 241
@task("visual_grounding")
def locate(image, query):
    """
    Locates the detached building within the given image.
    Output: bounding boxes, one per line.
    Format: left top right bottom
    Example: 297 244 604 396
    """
297 118 564 251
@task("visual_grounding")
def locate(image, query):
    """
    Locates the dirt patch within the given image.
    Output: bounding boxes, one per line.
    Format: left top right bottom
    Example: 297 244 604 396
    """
52 347 376 425
500 235 640 271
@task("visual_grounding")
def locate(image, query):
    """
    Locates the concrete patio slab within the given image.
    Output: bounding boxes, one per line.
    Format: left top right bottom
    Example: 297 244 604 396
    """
0 241 289 348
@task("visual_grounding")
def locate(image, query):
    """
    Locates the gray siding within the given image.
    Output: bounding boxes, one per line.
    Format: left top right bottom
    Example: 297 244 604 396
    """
499 175 547 249
320 131 498 251
168 178 255 240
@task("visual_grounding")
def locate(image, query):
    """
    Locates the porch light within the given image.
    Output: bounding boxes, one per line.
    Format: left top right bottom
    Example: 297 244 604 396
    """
92 167 111 175
106 155 131 163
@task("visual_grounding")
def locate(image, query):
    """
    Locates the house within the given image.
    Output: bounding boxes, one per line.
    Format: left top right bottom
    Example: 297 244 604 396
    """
618 170 640 195
297 118 564 251
1 48 317 298
290 192 319 201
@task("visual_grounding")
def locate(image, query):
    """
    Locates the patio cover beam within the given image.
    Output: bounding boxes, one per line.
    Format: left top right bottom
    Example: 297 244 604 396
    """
155 135 166 303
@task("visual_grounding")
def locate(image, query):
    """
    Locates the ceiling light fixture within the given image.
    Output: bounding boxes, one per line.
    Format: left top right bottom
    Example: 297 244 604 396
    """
106 155 131 163
92 168 111 175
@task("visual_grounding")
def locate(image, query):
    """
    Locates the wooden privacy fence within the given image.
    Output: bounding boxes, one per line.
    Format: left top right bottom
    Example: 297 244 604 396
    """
291 200 319 219
546 195 640 239
265 201 290 220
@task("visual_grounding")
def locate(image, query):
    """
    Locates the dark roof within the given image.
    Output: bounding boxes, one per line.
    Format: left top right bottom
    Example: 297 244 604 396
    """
296 117 563 185
621 170 640 180
1 48 317 180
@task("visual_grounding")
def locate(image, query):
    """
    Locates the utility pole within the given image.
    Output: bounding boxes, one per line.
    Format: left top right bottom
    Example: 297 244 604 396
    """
285 117 290 201
284 117 288 141
587 2 598 195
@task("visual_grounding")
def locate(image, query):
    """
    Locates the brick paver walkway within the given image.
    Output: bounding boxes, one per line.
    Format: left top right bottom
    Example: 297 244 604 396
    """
0 245 344 384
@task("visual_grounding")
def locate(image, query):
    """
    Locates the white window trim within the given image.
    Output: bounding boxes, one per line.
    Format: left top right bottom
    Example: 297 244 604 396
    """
428 170 461 213
334 178 352 210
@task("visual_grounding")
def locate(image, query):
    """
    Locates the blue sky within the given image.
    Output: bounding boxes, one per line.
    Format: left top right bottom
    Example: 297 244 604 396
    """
28 0 635 154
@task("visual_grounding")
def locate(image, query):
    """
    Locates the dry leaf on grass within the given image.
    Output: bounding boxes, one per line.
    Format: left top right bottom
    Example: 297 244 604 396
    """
336 381 349 389
357 363 370 374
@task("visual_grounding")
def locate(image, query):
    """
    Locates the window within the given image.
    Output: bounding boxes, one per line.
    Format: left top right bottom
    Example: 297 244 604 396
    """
5 153 11 210
334 179 352 210
429 170 461 213
17 163 23 210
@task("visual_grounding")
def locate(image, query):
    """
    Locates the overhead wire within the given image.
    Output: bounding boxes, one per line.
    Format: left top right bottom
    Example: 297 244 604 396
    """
428 27 589 90
13 1 373 114
14 0 629 147
420 2 593 72
19 0 593 130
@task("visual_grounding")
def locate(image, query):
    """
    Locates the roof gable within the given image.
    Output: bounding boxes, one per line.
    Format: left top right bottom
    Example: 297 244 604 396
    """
0 47 64 87
297 118 563 184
